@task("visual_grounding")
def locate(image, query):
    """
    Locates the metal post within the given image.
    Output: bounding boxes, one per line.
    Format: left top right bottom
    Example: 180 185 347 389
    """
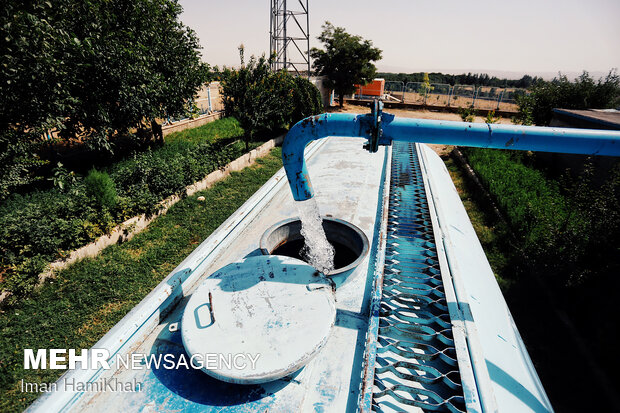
494 90 500 111
497 89 505 111
306 0 310 75
283 0 287 70
269 0 310 76
269 0 273 62
207 86 212 113
472 86 478 108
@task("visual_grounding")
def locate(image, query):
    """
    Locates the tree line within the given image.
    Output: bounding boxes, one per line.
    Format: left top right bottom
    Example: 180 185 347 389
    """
378 72 541 88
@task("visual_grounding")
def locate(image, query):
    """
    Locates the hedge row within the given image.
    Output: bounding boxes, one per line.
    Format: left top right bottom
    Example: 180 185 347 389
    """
463 147 620 287
220 56 323 148
0 118 248 304
464 149 574 243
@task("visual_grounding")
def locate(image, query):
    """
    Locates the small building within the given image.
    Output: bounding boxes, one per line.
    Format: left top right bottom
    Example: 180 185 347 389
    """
550 108 620 130
355 78 385 98
309 76 335 107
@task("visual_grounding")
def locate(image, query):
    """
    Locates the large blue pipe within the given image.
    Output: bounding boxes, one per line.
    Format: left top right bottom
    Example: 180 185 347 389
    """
283 111 620 201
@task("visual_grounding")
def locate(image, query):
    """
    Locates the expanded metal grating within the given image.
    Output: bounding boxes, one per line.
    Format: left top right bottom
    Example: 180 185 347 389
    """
371 142 466 412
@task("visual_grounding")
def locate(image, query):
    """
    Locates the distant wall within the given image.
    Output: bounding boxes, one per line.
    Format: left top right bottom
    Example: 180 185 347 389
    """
162 112 222 137
539 110 620 184
309 76 334 108
194 82 224 114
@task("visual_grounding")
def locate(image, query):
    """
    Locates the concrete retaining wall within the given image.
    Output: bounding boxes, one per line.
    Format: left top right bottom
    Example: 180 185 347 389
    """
309 76 335 108
162 111 223 136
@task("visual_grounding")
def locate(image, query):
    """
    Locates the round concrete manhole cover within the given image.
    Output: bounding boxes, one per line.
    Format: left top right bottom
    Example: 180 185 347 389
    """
181 255 336 384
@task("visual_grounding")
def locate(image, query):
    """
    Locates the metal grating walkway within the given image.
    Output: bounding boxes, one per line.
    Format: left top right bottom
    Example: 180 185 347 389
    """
371 142 466 412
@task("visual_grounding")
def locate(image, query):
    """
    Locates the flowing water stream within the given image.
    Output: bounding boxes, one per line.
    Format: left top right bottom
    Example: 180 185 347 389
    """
295 198 335 274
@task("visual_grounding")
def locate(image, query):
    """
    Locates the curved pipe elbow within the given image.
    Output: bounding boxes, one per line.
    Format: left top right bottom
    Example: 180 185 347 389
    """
282 113 370 201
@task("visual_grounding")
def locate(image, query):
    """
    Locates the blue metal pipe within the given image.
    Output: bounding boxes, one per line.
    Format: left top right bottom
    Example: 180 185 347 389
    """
283 111 620 201
282 113 373 201
380 114 620 155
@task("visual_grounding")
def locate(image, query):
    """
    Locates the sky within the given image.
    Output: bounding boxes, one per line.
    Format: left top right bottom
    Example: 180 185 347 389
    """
178 0 620 80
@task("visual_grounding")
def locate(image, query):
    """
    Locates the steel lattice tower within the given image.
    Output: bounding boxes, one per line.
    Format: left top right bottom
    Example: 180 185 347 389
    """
269 0 310 76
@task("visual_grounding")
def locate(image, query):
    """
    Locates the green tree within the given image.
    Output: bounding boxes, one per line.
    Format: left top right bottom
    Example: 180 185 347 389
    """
515 70 620 126
0 0 209 198
420 72 434 96
220 56 284 150
310 22 382 107
220 55 323 150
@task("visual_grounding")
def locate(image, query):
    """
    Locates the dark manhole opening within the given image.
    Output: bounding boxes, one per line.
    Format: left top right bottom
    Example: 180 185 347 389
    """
272 238 357 269
260 217 370 276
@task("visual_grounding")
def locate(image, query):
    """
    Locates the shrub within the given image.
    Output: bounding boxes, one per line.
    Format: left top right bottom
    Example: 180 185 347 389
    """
0 188 110 301
515 70 620 126
557 162 620 286
485 110 500 124
459 107 476 122
291 76 324 123
0 130 48 200
463 147 620 287
220 56 323 149
85 169 117 209
0 118 250 306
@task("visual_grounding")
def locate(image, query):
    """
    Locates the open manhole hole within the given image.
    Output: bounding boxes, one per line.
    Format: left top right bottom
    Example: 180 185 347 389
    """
260 217 369 276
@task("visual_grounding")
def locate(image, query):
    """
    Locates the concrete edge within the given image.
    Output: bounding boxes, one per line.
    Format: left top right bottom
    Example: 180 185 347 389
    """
161 111 223 136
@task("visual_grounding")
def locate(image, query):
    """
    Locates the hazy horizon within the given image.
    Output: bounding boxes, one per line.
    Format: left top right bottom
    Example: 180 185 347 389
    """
179 0 619 81
374 66 611 81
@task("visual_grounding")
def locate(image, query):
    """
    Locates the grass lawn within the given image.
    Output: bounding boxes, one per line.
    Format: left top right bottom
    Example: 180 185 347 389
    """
0 148 283 412
443 155 514 290
164 116 244 145
445 150 619 411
